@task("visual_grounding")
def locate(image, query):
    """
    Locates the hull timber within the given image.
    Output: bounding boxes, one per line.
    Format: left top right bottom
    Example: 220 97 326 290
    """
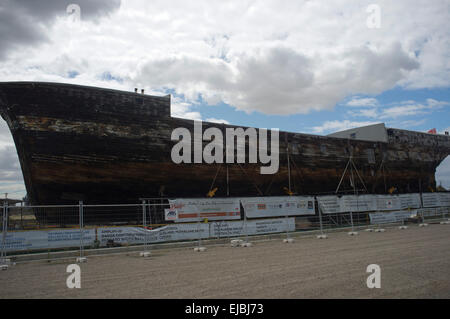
1 82 449 213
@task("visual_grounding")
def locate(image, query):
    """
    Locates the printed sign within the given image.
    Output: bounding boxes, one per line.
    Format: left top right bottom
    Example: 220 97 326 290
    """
439 193 450 207
421 193 440 207
375 195 401 211
0 228 95 252
317 196 340 214
164 208 178 221
241 196 315 218
369 210 417 224
340 195 376 212
97 217 295 245
168 198 241 222
399 193 421 209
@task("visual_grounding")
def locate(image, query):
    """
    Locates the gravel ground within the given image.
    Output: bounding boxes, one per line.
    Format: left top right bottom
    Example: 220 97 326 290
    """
1 224 449 298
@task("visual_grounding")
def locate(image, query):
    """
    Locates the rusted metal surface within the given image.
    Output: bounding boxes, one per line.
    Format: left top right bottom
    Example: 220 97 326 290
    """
1 81 449 211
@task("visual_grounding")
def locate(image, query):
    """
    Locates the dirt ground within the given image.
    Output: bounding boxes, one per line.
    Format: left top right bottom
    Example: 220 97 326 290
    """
1 224 449 299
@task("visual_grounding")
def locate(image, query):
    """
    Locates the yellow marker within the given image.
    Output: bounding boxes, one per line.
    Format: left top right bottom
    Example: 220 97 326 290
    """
207 187 218 197
283 187 293 196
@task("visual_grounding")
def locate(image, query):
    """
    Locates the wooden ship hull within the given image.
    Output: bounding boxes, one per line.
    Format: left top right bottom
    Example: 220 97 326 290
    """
1 82 449 216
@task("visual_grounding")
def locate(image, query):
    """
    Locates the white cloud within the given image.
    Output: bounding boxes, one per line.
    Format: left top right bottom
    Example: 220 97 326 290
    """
1 0 448 116
170 99 202 121
379 99 448 119
0 120 14 148
348 108 379 118
347 98 449 120
133 43 419 115
346 97 378 107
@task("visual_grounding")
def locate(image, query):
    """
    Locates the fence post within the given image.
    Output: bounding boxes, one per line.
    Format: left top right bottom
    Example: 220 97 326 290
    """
194 212 206 252
1 201 9 268
317 203 327 239
241 207 252 247
76 200 87 263
347 209 358 236
419 208 428 227
283 212 294 243
140 200 150 257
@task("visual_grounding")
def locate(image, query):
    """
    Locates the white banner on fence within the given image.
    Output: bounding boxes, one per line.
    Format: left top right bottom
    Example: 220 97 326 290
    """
375 195 402 211
317 196 340 214
340 195 376 212
439 193 450 207
319 194 407 214
421 193 440 207
1 218 295 252
97 217 295 245
399 193 421 209
241 196 315 218
0 228 95 252
168 198 241 222
369 210 417 224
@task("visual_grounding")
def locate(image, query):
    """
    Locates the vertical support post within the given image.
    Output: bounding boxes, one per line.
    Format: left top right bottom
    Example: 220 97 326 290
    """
283 142 294 243
318 201 322 234
286 212 289 240
79 200 83 258
418 208 428 227
1 201 8 264
283 212 294 243
77 200 87 263
140 200 150 257
347 163 358 236
244 207 248 243
317 202 327 239
239 206 252 247
194 212 206 251
198 212 201 248
143 200 147 251
20 201 23 229
76 200 86 262
350 209 355 232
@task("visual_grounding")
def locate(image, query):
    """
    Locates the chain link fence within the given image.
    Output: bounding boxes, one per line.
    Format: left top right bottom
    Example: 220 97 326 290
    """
1 196 450 263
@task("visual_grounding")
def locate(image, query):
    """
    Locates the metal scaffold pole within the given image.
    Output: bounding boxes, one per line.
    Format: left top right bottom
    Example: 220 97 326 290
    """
283 143 294 243
348 164 358 236
76 201 87 263
317 202 327 239
1 201 9 268
140 200 150 257
194 212 206 252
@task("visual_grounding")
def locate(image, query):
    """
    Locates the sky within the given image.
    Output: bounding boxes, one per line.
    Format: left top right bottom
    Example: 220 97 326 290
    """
0 0 449 199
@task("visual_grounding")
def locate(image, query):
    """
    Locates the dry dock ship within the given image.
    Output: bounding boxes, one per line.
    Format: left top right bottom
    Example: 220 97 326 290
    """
1 82 449 210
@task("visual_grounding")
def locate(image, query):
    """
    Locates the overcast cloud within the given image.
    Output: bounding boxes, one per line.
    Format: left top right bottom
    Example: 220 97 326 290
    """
0 0 449 197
